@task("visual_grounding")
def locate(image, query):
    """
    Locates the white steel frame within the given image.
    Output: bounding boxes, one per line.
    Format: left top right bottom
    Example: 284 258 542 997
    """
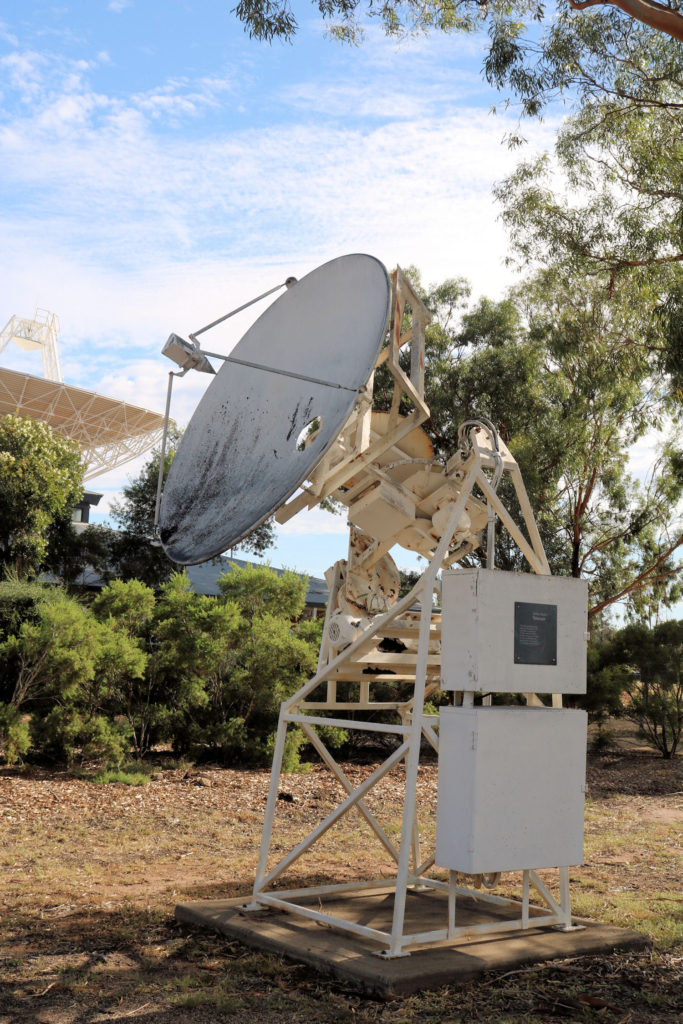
0 305 166 479
245 270 579 957
0 367 166 480
0 310 62 382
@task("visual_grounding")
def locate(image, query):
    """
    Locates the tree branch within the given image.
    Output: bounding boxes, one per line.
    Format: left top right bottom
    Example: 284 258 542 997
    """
567 0 683 43
589 532 683 616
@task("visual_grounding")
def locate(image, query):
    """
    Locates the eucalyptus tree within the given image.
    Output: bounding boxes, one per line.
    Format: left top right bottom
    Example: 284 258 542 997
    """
488 22 683 623
514 268 683 617
494 19 683 397
231 3 683 119
232 1 683 50
0 415 84 578
496 21 683 275
387 269 683 619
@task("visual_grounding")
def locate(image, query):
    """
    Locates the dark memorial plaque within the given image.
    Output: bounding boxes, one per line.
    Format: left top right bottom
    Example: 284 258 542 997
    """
514 602 557 665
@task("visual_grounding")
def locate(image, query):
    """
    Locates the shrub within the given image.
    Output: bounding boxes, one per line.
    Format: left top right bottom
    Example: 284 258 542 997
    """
605 621 683 760
2 589 144 767
0 704 30 764
30 707 131 767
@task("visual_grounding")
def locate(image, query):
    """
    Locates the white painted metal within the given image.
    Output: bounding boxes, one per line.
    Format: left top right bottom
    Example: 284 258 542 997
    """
529 868 573 929
257 893 392 944
299 722 400 861
158 258 589 957
0 317 165 479
0 310 62 381
258 741 409 892
435 707 587 873
240 299 586 950
159 254 391 564
386 459 481 956
440 569 589 694
260 879 400 900
284 712 409 735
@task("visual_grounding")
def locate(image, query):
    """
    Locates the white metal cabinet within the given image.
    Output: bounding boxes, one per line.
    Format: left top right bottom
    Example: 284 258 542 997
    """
441 568 588 694
435 706 587 874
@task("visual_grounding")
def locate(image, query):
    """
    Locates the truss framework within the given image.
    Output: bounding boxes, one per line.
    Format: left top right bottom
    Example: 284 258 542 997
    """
0 367 165 479
246 270 577 957
0 310 62 382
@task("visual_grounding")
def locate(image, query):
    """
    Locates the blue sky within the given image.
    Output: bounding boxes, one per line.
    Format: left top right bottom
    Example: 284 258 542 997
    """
0 2 573 577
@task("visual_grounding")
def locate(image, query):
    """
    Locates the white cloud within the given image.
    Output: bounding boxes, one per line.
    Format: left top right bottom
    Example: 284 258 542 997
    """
0 22 561 569
279 28 487 121
0 44 558 525
0 37 558 296
278 505 349 536
108 1 132 13
0 93 557 296
0 49 47 100
0 21 19 46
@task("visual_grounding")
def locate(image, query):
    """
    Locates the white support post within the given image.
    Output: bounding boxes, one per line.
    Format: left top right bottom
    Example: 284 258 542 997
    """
475 472 546 575
558 865 575 930
528 870 565 922
421 719 439 755
416 854 436 877
249 712 290 902
383 458 481 957
410 807 421 876
383 583 432 957
448 870 457 940
510 464 551 575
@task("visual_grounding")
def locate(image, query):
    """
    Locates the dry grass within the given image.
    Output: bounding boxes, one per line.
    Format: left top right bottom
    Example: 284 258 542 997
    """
0 746 681 1023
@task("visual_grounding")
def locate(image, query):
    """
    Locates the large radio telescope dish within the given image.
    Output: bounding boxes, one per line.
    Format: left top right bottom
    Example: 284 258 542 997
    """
159 254 391 564
0 310 165 479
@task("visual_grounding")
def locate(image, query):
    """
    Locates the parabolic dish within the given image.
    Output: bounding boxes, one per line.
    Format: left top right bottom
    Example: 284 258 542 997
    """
0 368 165 479
159 254 391 564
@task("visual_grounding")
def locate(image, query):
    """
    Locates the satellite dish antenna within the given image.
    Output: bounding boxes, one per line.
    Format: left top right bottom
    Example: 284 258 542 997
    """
158 254 390 564
162 255 589 964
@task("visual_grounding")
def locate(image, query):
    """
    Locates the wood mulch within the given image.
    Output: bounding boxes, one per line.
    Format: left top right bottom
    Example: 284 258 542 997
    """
0 744 681 1023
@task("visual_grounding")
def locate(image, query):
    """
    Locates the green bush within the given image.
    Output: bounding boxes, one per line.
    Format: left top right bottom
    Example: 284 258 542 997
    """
0 565 323 771
0 576 54 704
0 704 30 764
1 588 144 768
30 708 131 767
162 566 320 767
600 621 683 760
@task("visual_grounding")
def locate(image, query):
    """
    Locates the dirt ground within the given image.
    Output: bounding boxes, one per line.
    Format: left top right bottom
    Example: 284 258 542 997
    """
0 738 681 1023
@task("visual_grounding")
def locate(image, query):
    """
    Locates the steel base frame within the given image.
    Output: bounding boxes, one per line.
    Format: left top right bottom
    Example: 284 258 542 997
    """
247 456 576 958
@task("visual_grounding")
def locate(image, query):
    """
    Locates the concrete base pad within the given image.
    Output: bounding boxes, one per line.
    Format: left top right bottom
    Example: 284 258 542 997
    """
175 887 649 997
